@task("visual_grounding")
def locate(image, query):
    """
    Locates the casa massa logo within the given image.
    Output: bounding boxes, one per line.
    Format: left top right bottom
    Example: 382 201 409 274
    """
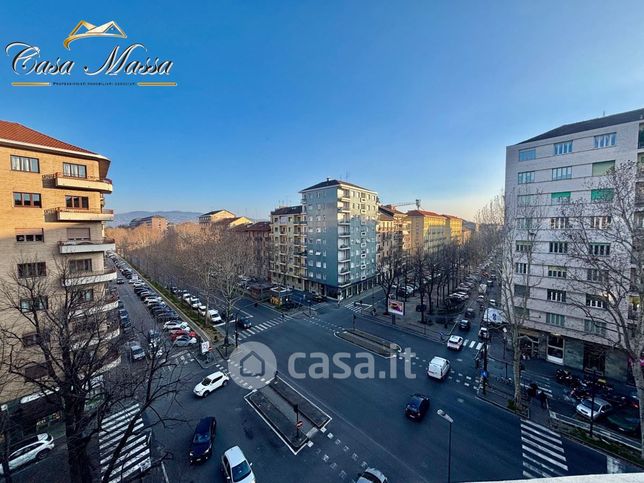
4 19 174 83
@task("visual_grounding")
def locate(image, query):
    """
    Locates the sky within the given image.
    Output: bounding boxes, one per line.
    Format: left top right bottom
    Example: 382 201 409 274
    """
2 1 644 221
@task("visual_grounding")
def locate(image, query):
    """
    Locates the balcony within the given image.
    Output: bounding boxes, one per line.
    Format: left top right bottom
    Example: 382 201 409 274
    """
59 238 116 254
339 244 350 250
54 173 113 193
56 208 114 222
62 268 118 287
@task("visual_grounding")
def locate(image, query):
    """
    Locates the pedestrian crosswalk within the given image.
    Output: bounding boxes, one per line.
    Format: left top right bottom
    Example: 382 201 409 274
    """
236 317 287 341
99 402 151 483
344 303 374 315
461 338 484 351
520 419 567 479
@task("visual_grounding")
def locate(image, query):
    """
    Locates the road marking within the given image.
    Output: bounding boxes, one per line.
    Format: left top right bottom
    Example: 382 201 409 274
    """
464 383 470 387
476 342 483 350
523 453 564 477
307 441 314 448
339 470 347 479
521 443 568 469
320 427 327 433
328 433 334 439
330 462 337 470
521 434 563 454
521 424 562 445
343 445 349 452
361 461 368 468
466 376 472 380
352 453 358 461
469 340 476 348
522 419 559 438
323 454 329 462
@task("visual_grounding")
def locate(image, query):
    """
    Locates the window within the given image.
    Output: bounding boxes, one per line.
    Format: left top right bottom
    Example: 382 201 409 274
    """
515 262 528 274
552 166 572 180
23 363 48 380
592 160 615 176
69 259 92 273
514 284 529 297
584 319 607 336
518 171 535 184
516 241 532 252
587 269 608 283
65 196 89 209
586 294 607 309
590 216 611 229
21 332 43 348
549 241 568 253
519 148 536 161
79 288 94 302
514 305 530 318
589 243 610 256
13 192 42 207
63 162 87 178
16 228 44 243
591 188 614 202
17 262 46 278
554 141 573 155
20 296 48 312
518 194 535 206
550 217 570 229
551 191 571 205
10 155 39 173
67 228 91 240
516 218 533 229
546 312 565 327
594 133 616 149
548 266 567 278
547 289 566 302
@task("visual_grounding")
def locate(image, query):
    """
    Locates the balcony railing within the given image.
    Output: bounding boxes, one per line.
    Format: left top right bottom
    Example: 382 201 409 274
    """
59 238 116 254
54 172 113 193
62 268 118 287
56 208 114 222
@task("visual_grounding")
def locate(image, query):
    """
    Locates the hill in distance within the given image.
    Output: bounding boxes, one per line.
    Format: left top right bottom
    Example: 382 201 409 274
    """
109 210 201 227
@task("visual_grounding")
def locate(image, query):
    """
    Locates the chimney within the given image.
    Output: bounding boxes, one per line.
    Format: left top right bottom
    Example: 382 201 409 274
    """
326 177 331 182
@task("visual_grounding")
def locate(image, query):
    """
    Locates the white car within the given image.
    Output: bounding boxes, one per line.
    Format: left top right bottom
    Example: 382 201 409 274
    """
446 335 464 351
576 398 613 420
357 468 388 483
190 299 201 309
221 446 255 483
208 309 222 323
194 371 229 397
489 299 497 307
182 293 192 302
0 433 54 475
427 356 450 380
163 321 190 331
197 304 208 315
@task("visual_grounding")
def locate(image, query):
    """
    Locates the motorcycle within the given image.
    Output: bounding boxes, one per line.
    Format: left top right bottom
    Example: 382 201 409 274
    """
568 384 591 401
555 369 581 388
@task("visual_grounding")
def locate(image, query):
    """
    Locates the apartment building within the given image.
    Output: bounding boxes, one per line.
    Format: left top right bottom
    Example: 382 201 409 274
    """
234 221 271 281
270 206 309 291
198 209 252 228
0 121 118 420
505 108 644 380
129 215 168 230
300 179 378 300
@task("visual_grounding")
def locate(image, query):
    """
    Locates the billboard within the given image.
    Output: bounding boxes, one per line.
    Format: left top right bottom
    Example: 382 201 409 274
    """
388 299 405 316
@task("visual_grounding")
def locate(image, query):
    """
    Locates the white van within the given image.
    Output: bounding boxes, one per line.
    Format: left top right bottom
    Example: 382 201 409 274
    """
427 356 450 380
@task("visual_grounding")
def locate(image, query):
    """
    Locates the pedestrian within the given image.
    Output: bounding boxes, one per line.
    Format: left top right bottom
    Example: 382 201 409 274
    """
528 382 538 401
539 390 547 409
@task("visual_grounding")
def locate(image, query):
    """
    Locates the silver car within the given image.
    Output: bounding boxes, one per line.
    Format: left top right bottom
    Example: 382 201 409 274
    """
576 397 612 420
0 433 54 475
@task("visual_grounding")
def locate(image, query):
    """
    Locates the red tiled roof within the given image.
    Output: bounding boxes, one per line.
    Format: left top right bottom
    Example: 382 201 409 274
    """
0 120 96 155
406 210 443 218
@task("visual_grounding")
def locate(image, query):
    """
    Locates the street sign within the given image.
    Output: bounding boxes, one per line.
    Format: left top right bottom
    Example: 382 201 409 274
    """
296 420 303 429
201 341 210 354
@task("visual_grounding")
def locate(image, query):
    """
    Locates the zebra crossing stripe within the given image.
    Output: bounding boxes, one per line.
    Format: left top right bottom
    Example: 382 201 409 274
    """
523 460 553 479
101 404 139 425
521 444 568 471
523 452 565 477
476 342 483 350
521 434 564 454
469 340 476 348
521 423 562 445
522 419 558 437
256 323 269 330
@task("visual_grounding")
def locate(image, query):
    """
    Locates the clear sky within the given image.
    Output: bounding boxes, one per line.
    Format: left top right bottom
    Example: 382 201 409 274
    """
2 1 644 220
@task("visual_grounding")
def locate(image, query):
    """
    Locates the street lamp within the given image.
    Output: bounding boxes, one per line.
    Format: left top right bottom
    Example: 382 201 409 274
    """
437 409 453 483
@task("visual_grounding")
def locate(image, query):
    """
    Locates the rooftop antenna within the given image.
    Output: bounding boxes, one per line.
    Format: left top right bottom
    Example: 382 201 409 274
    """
602 110 605 117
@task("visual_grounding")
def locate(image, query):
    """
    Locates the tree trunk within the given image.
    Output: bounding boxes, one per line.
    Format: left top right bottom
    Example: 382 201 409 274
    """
632 362 644 459
64 409 93 483
511 326 522 407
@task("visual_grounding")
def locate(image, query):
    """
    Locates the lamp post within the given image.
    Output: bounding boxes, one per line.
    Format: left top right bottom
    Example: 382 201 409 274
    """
437 409 453 483
503 327 508 379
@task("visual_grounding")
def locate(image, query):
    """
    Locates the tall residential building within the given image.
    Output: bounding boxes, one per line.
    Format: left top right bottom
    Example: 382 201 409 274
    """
0 121 118 411
300 179 378 300
234 221 271 281
270 206 308 290
505 108 644 380
407 210 449 252
129 215 168 230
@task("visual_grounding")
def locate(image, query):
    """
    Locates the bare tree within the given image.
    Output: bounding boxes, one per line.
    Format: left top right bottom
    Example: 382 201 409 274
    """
376 247 404 314
0 341 20 482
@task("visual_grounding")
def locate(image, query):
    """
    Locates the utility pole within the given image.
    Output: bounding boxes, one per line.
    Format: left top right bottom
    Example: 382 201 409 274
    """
589 370 597 437
483 340 489 395
352 314 356 331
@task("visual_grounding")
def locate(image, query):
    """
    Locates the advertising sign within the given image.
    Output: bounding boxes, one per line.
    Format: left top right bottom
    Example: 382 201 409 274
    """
388 299 405 316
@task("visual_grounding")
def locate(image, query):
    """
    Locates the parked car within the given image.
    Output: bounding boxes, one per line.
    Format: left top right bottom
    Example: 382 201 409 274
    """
174 335 197 347
427 357 450 380
447 335 464 351
148 340 164 359
221 446 255 483
236 318 252 330
357 468 388 483
404 393 430 421
190 300 201 310
128 341 145 361
116 278 124 285
478 327 490 340
197 305 208 316
312 294 326 302
182 293 193 302
0 433 54 475
170 329 197 341
189 416 217 464
163 321 189 331
576 398 613 420
489 299 497 307
464 308 476 319
458 319 471 331
118 309 129 323
606 407 641 436
194 371 229 397
208 309 222 323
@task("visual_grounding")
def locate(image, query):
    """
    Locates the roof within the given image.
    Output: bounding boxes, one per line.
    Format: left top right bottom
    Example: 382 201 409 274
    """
519 107 644 144
224 446 246 465
406 210 443 218
0 120 102 157
271 205 303 216
236 221 270 232
300 178 375 193
200 210 224 217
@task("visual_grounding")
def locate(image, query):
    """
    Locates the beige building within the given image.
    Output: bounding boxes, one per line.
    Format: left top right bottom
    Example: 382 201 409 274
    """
270 206 308 290
129 215 168 230
407 210 466 252
198 209 252 228
0 121 118 409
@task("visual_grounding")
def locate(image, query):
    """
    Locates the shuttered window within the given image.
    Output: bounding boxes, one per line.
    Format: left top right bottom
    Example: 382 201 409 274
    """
67 228 91 240
592 160 615 176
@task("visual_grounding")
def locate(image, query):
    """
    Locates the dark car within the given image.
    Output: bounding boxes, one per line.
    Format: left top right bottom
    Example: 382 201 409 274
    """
236 318 252 330
405 394 430 421
458 319 471 331
312 294 326 303
606 407 641 436
189 417 217 464
116 278 124 285
464 308 476 319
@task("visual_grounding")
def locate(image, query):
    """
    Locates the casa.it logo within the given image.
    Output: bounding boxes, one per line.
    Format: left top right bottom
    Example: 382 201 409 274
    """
4 19 174 84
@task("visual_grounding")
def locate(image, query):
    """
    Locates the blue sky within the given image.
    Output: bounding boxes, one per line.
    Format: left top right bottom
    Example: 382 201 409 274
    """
2 1 644 220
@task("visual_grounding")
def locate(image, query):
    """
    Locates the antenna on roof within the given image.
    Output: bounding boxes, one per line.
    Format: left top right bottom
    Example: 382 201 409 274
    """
602 110 605 117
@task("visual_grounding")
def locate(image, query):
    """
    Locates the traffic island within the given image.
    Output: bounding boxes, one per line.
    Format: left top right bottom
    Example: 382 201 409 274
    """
477 382 529 418
270 377 330 428
336 329 400 357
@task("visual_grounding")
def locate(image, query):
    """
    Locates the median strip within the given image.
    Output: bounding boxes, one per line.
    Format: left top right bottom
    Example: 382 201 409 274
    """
335 329 400 357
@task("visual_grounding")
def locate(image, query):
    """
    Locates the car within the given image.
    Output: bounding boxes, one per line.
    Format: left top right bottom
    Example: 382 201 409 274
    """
194 371 229 397
427 356 450 380
197 305 208 316
221 446 255 483
190 300 201 310
148 341 164 359
208 309 222 323
478 327 490 340
163 321 189 331
174 335 197 347
464 308 476 319
576 398 613 420
148 329 161 342
312 294 326 302
236 318 252 330
357 468 389 483
128 279 137 285
447 335 464 351
128 341 145 361
606 407 641 435
0 433 54 475
189 416 217 464
182 293 193 302
118 309 129 322
489 299 497 307
117 299 124 309
477 295 485 304
458 319 471 331
405 393 430 421
170 329 197 341
116 278 124 285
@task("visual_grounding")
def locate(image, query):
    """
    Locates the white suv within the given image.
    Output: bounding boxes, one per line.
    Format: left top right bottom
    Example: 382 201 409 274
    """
0 433 54 475
221 446 255 483
194 371 229 397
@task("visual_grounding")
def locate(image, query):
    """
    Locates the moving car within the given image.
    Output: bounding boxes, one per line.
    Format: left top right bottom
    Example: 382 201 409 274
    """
189 417 217 464
489 299 497 307
0 433 54 475
576 398 613 420
357 468 388 483
606 407 641 435
173 335 197 347
221 446 255 483
312 294 326 302
116 278 124 284
446 335 464 351
128 341 145 361
478 327 490 340
464 308 476 319
427 356 450 380
208 309 222 323
194 371 229 397
404 393 430 421
236 318 252 330
458 319 471 331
